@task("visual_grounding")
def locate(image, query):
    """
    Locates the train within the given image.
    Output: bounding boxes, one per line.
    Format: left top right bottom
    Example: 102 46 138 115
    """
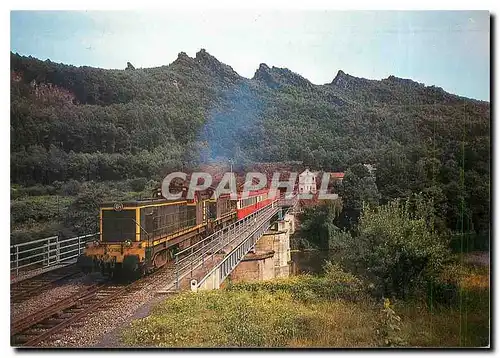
77 186 277 278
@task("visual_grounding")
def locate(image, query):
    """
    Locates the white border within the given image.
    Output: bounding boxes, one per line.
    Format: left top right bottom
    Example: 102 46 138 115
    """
3 1 496 357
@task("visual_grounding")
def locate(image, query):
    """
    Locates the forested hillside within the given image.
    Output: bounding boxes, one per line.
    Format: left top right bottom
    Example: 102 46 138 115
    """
10 50 490 241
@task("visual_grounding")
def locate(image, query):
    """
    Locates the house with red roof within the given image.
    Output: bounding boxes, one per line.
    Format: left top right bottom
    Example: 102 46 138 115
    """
331 172 345 183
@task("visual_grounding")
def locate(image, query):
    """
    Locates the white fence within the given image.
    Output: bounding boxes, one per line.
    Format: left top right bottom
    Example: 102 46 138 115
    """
10 233 98 276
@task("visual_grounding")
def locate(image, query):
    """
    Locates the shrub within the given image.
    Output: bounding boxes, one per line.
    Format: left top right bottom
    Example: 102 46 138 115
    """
129 177 147 192
60 179 82 196
11 185 57 198
11 195 72 226
329 194 450 299
376 298 407 347
227 274 365 302
425 278 459 307
11 221 62 245
323 261 363 285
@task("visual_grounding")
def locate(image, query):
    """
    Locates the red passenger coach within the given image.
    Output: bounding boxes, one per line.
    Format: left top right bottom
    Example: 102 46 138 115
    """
235 188 276 220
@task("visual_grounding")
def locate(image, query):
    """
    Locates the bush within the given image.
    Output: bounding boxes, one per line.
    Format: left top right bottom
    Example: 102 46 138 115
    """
376 298 407 347
323 261 362 285
63 183 105 235
11 221 62 245
450 232 489 252
11 195 72 226
329 194 450 299
60 179 82 196
227 273 365 302
425 279 459 307
129 177 147 192
10 185 57 198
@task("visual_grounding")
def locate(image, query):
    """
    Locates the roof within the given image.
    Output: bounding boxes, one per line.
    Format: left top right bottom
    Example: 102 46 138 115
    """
100 198 183 208
299 169 317 177
331 172 345 178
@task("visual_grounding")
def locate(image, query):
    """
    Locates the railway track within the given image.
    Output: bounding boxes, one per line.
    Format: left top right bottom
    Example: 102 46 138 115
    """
11 265 83 303
11 266 175 347
11 279 127 347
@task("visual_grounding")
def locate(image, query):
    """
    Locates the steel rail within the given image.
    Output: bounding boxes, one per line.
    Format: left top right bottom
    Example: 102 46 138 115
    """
11 283 104 335
11 266 82 303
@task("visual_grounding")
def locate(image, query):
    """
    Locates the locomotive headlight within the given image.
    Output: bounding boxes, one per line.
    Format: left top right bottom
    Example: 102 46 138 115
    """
93 240 100 247
124 240 132 248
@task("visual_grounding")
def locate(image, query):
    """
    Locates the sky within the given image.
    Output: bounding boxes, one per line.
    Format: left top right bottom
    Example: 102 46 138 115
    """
10 10 490 101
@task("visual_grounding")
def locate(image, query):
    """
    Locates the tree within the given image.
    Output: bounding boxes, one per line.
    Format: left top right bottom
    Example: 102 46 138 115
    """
10 51 490 242
329 194 450 298
63 183 106 236
130 177 147 192
298 200 343 249
337 163 381 229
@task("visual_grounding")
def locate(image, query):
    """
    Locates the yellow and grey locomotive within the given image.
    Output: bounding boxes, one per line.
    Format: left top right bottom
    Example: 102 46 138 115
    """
78 190 237 278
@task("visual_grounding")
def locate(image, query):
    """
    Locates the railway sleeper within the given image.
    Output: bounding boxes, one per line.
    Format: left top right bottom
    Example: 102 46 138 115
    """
98 303 118 309
35 322 63 329
81 298 102 305
12 335 33 344
22 327 47 335
67 321 86 328
43 318 67 325
96 291 116 296
57 311 81 319
95 294 116 300
65 308 87 315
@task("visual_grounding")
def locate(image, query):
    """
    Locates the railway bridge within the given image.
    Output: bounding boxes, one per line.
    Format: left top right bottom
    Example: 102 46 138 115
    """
159 195 298 292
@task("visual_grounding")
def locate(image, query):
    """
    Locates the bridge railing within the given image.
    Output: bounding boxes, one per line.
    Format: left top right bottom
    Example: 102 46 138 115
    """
278 193 298 208
10 233 98 276
196 206 278 290
171 201 279 290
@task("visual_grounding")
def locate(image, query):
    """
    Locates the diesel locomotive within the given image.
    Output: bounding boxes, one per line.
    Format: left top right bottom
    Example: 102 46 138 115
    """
78 187 276 277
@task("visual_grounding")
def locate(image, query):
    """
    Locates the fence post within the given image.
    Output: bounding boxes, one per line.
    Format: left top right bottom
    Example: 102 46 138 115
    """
56 236 60 264
15 246 19 276
78 236 81 256
202 240 205 268
175 255 179 290
44 243 48 266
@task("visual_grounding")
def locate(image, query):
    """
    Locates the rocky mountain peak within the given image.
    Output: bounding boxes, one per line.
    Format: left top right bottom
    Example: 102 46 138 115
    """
195 48 215 63
331 70 355 88
253 63 312 89
383 75 424 89
194 49 240 81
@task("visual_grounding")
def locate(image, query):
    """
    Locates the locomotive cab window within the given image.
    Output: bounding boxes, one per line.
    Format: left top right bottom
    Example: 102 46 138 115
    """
101 209 136 242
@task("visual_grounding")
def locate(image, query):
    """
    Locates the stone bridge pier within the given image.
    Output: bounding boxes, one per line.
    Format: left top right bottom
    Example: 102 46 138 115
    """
228 212 295 283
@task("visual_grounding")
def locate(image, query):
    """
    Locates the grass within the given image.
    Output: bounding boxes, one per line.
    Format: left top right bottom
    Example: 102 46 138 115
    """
121 261 489 348
121 289 379 348
395 289 489 347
